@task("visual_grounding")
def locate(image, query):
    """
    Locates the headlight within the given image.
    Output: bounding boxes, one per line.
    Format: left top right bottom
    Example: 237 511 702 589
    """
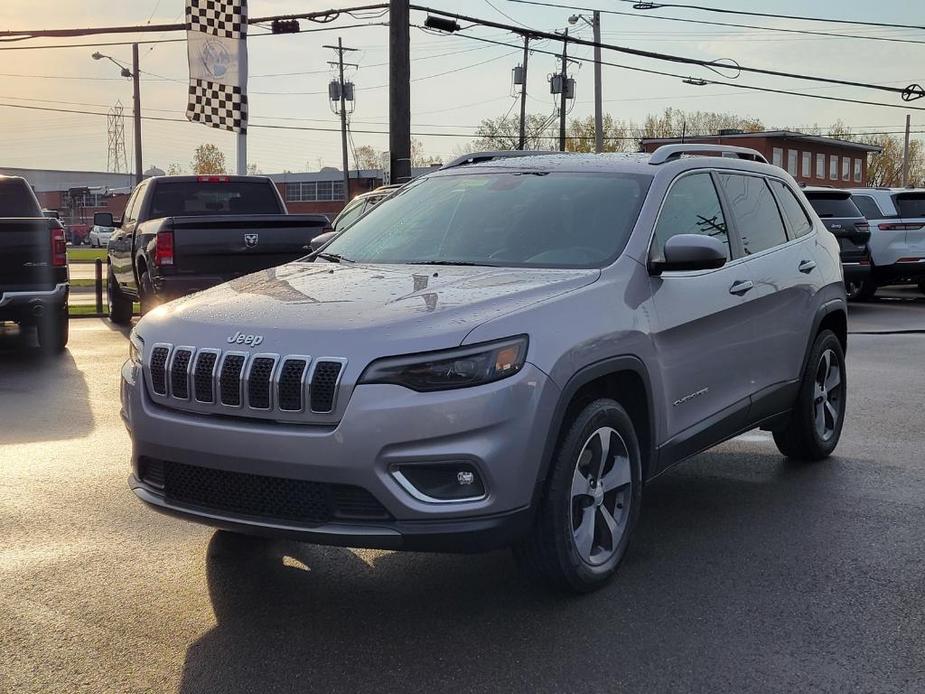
359 336 528 392
129 330 144 365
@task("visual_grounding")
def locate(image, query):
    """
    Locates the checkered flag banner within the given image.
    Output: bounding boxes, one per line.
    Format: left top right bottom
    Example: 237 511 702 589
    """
186 0 248 134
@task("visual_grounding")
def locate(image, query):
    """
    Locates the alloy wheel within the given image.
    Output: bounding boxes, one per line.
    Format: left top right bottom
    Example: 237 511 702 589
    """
569 426 632 566
813 348 843 442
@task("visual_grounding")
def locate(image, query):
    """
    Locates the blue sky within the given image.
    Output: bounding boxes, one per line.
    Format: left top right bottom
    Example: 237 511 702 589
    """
0 0 921 173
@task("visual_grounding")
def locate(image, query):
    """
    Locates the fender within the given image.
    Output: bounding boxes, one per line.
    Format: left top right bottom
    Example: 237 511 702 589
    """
531 355 657 507
801 297 847 375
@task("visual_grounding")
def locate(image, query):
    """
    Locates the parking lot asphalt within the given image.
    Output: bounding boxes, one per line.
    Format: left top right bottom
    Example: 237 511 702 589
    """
2 304 924 693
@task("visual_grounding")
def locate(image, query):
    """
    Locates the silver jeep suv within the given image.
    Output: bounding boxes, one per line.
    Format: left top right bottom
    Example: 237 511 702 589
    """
121 145 848 592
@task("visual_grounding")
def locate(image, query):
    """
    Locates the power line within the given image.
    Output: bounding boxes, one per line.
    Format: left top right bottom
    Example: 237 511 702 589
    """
442 29 925 112
415 6 924 100
506 0 925 45
612 0 925 32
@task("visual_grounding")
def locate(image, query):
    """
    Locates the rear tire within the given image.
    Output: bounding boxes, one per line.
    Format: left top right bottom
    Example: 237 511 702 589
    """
36 306 68 353
108 268 132 325
773 329 846 462
139 270 156 315
514 399 642 593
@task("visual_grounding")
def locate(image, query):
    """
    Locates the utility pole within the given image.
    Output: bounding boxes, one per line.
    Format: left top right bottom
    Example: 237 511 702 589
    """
592 11 603 153
559 29 568 152
518 35 530 150
390 0 411 183
131 43 143 186
325 38 358 205
902 114 911 187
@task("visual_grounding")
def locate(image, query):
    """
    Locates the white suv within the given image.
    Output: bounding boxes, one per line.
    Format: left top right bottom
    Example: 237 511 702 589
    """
846 187 925 297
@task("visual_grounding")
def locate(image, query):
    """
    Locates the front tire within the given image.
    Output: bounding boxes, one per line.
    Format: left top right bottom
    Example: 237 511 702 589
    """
108 268 133 325
514 399 642 593
773 329 846 461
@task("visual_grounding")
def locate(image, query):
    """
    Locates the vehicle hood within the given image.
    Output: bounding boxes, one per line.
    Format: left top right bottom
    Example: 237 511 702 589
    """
139 260 599 355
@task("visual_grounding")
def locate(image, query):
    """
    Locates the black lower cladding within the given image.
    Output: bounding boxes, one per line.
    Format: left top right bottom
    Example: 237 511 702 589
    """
138 457 390 525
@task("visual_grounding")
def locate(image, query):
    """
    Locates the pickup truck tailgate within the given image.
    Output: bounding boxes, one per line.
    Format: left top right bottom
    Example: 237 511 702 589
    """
168 214 328 277
0 218 57 290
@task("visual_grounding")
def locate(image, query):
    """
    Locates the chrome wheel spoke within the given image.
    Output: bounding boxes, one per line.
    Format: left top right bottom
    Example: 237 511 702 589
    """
598 505 620 551
574 506 596 561
825 364 841 392
594 428 612 481
571 466 592 498
825 400 838 430
600 456 631 492
815 401 827 438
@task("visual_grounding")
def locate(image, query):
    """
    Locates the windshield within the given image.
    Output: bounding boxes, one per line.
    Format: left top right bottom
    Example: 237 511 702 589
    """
321 171 651 268
149 181 282 217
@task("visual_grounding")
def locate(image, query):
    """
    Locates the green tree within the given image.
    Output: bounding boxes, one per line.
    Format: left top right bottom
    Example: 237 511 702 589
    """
191 144 227 175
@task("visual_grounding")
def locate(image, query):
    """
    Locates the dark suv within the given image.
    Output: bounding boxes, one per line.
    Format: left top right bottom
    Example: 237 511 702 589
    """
123 145 848 592
803 188 871 299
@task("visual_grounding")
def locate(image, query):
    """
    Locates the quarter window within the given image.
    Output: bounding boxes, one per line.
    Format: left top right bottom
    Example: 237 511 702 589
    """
770 180 813 238
852 194 881 219
717 174 788 255
653 173 730 261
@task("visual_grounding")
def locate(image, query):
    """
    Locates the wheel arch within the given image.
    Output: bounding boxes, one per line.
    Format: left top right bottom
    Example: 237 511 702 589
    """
533 356 657 506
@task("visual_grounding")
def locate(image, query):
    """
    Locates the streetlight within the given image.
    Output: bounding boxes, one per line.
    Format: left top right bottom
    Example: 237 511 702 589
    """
568 11 603 154
92 45 143 186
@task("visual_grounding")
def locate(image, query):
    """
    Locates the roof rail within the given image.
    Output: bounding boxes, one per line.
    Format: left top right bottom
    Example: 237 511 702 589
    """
649 144 769 166
440 150 561 170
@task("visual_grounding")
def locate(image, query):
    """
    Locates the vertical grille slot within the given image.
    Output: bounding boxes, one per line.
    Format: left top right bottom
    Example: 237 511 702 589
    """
170 349 193 400
310 361 343 413
220 355 246 406
150 346 170 395
278 359 308 411
247 357 276 410
194 351 218 403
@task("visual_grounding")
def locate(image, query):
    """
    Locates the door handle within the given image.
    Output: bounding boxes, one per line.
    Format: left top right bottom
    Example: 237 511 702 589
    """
798 259 817 273
729 279 754 295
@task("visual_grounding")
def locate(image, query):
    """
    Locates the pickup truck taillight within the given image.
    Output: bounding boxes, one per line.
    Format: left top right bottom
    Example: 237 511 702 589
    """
155 230 174 266
50 223 67 267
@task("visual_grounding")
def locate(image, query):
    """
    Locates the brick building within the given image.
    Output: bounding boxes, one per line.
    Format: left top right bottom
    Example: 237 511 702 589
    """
640 130 881 188
0 166 133 224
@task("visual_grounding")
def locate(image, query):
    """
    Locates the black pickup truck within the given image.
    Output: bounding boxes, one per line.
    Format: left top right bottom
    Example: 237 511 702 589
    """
0 176 69 352
101 175 330 324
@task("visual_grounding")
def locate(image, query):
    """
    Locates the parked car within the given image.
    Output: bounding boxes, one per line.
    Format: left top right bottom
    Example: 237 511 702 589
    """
102 175 331 324
66 223 90 246
0 175 69 351
844 187 925 298
309 184 405 252
123 146 848 592
88 223 115 248
802 187 871 299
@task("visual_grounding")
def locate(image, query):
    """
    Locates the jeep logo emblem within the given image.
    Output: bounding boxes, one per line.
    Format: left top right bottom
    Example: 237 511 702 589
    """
244 233 259 248
227 331 264 347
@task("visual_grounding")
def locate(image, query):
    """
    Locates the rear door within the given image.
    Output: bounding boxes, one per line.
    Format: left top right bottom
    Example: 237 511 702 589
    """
648 171 757 444
718 174 817 401
0 179 54 291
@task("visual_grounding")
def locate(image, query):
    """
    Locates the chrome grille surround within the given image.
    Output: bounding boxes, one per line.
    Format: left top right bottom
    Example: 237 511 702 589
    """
144 344 348 423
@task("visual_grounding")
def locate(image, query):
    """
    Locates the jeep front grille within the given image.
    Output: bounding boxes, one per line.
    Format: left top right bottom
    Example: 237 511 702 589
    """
145 344 346 421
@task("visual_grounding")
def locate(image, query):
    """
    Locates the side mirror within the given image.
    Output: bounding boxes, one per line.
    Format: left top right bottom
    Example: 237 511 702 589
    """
93 212 115 228
650 234 727 274
309 230 338 253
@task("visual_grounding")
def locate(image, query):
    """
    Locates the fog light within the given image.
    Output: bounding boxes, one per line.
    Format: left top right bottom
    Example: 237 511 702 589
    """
393 463 485 502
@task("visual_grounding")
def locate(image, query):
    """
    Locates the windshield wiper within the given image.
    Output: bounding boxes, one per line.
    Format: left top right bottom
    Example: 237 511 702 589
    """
406 260 495 267
315 252 353 263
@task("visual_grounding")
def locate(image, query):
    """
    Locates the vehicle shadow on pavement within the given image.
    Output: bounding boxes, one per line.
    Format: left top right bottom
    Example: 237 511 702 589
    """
0 324 94 443
176 449 919 693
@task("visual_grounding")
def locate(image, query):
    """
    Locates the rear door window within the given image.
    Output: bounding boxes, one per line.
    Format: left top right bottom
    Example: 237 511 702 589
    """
851 194 883 220
805 194 863 219
717 174 788 255
0 178 41 218
770 180 814 238
894 193 925 218
653 172 730 261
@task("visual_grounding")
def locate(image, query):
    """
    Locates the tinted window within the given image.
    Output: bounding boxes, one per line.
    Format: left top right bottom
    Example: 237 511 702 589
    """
894 193 925 218
718 174 787 255
771 181 814 237
149 181 282 218
805 194 863 219
851 194 882 219
323 172 652 268
0 178 41 217
333 199 366 231
653 173 729 261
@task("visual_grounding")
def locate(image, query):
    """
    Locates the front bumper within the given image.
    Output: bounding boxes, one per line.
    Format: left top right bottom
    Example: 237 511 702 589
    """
122 359 558 551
